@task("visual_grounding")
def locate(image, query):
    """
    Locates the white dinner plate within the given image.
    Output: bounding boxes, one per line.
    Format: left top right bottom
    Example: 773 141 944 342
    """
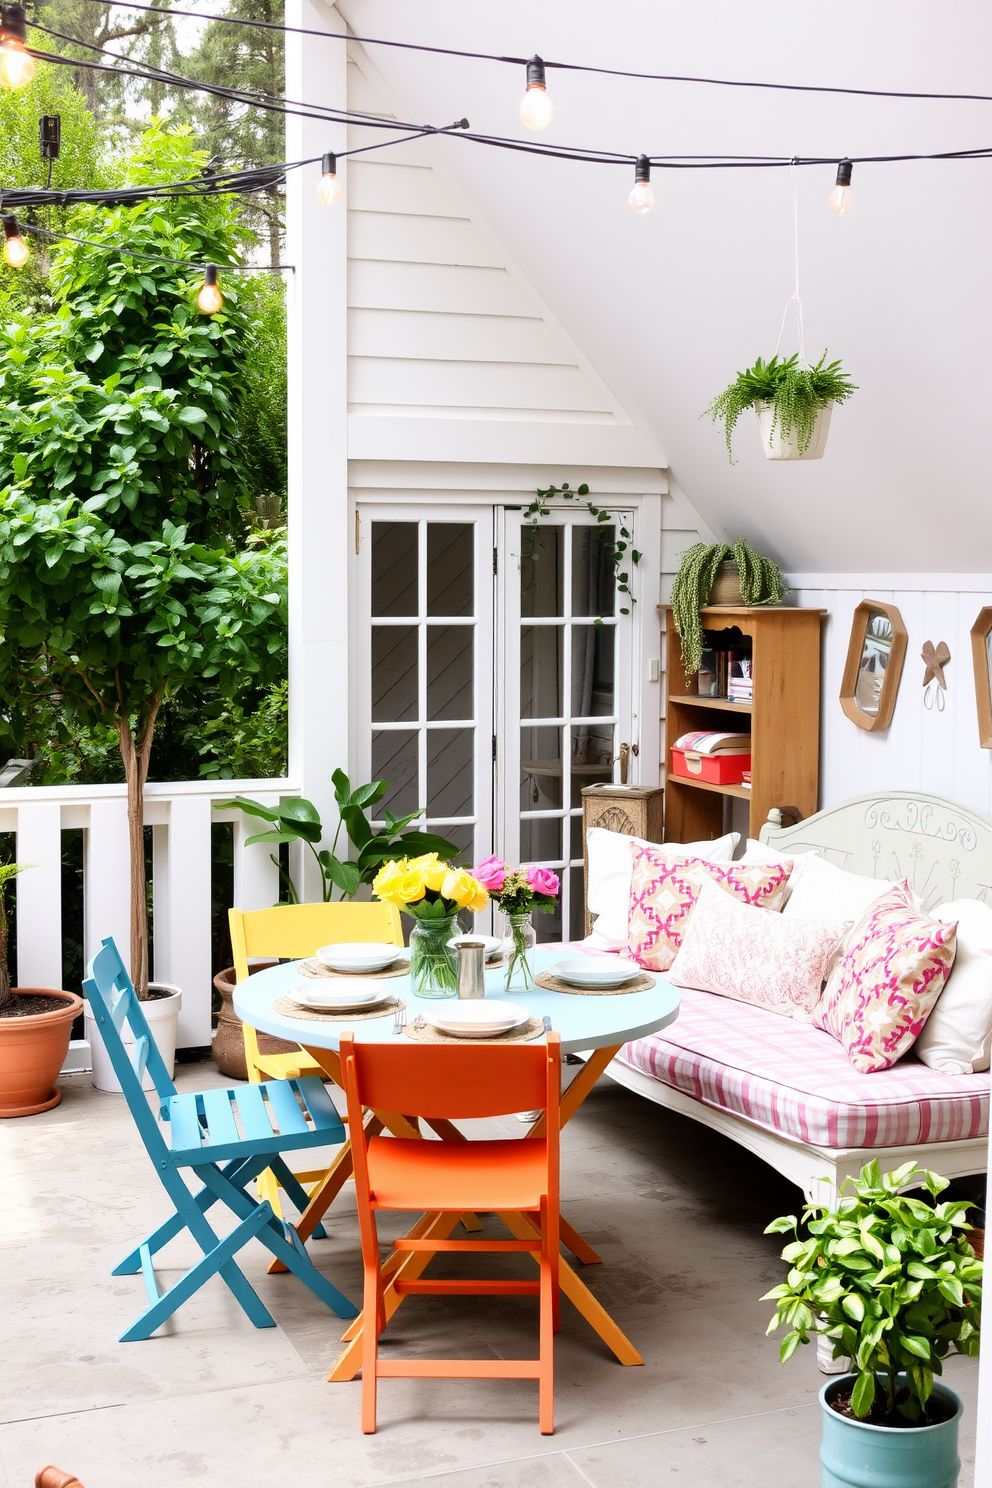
289 982 390 1012
446 934 503 959
552 958 643 989
426 999 528 1038
315 942 407 973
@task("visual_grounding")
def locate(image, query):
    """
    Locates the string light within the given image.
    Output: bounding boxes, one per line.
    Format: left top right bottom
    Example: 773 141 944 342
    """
196 264 223 313
828 159 854 216
519 54 553 130
316 151 342 205
2 215 29 267
0 3 35 88
628 154 655 214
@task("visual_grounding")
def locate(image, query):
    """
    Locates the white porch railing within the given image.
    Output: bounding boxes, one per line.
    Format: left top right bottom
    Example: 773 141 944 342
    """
1 777 299 1048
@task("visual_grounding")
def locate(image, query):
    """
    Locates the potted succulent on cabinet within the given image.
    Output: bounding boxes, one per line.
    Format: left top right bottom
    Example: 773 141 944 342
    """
706 351 856 462
0 863 83 1117
670 538 787 676
764 1160 982 1488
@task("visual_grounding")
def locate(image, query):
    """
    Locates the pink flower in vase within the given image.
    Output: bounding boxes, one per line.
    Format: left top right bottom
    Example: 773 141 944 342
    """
474 855 508 892
526 865 560 899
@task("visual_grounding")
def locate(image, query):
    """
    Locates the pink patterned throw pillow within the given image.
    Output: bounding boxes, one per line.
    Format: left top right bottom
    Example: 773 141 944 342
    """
812 882 958 1074
626 842 793 972
668 879 850 1020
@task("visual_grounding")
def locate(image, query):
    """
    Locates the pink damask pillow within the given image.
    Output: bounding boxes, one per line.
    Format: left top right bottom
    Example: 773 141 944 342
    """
668 879 850 1020
626 842 792 972
812 882 958 1073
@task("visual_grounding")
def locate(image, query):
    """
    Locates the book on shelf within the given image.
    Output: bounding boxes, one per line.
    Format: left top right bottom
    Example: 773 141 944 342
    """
740 768 752 791
672 730 752 756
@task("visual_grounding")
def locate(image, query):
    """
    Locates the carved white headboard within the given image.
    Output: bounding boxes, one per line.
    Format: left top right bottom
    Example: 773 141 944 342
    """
759 792 992 910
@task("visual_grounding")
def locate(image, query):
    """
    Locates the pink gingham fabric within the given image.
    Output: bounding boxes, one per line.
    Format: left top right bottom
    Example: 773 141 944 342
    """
813 882 958 1074
616 983 989 1149
626 844 792 972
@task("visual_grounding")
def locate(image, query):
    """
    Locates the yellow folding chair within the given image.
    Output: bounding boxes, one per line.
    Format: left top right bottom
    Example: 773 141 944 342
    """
228 901 403 1219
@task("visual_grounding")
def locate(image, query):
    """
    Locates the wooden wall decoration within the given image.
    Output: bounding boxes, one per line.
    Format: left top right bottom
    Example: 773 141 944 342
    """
969 607 992 749
840 600 907 732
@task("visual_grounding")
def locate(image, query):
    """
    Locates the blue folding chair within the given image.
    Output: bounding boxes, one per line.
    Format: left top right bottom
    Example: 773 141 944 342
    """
84 936 358 1342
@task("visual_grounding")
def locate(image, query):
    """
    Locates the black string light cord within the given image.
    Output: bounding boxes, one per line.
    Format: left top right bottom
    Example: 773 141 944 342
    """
72 0 992 106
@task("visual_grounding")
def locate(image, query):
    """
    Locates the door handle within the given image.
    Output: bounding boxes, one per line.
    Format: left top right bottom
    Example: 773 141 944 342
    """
617 742 630 784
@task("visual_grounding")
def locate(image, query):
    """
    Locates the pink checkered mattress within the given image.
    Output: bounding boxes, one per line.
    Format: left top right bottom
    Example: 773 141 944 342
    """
615 982 990 1151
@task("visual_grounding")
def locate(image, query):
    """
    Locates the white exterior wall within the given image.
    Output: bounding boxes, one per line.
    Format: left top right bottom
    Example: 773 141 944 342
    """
789 575 992 820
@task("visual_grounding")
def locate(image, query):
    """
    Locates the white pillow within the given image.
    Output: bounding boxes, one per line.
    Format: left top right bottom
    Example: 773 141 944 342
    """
585 826 739 949
668 879 850 1021
782 854 894 924
914 899 992 1074
738 838 820 905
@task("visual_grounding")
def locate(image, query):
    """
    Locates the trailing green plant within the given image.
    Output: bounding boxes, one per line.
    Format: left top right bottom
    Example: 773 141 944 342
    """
705 351 857 462
670 539 787 676
0 862 33 1012
522 482 641 617
763 1160 982 1427
217 770 459 903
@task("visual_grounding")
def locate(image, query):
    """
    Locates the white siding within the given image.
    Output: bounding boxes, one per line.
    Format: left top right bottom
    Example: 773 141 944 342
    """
345 56 628 432
789 575 992 818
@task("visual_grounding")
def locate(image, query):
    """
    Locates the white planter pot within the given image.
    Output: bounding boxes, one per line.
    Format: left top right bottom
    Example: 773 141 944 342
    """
84 982 182 1093
755 399 833 460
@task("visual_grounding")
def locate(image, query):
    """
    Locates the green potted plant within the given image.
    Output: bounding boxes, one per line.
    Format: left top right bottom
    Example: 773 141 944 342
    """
706 351 856 462
764 1160 982 1488
0 862 84 1118
670 539 787 676
210 772 460 1075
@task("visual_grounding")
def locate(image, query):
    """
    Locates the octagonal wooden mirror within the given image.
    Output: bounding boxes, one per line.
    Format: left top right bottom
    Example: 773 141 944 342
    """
970 607 992 748
840 600 907 732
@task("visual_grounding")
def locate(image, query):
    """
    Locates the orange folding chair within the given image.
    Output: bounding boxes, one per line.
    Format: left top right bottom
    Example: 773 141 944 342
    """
340 1031 561 1436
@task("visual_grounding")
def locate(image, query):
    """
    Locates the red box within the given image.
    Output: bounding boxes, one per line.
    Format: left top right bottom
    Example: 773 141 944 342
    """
671 748 751 786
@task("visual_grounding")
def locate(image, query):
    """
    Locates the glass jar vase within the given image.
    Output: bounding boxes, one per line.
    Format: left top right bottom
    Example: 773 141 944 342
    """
409 915 458 998
503 910 537 994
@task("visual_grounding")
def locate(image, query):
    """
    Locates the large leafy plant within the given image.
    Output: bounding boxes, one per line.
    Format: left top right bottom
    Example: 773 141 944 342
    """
706 351 856 462
764 1161 982 1426
219 770 459 903
670 539 787 676
0 862 32 1012
0 124 287 996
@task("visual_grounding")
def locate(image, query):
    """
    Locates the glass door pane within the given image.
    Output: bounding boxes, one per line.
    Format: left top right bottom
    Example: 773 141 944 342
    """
500 508 634 943
358 507 493 877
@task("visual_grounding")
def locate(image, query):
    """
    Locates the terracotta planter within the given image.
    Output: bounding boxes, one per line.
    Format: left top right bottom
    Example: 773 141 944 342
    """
0 988 84 1117
212 963 298 1080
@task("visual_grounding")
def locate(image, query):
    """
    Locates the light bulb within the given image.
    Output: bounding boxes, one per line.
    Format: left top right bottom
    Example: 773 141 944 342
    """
196 264 223 314
828 159 854 216
0 4 34 89
519 54 553 129
629 155 655 214
316 151 342 205
2 215 28 268
0 42 33 88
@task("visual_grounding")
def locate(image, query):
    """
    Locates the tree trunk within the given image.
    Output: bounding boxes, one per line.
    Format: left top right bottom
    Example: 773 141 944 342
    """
117 697 160 999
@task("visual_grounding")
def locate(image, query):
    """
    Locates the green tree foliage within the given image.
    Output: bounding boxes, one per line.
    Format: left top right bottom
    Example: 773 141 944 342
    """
31 0 182 127
236 273 287 507
0 123 288 991
185 0 285 261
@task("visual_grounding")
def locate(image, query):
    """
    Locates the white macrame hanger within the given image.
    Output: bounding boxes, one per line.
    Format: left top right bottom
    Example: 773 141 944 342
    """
774 160 807 366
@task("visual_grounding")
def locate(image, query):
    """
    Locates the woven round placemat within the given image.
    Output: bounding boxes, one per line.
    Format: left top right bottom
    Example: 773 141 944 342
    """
534 970 655 996
404 1015 544 1044
298 957 409 981
275 995 406 1023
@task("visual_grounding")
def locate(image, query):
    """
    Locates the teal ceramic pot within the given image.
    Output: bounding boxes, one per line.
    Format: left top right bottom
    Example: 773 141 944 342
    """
819 1375 962 1488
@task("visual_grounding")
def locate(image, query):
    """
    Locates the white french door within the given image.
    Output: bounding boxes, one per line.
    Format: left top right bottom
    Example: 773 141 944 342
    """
355 500 638 940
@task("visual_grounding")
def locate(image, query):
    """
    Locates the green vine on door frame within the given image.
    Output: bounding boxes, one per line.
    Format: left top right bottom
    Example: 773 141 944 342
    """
521 482 641 619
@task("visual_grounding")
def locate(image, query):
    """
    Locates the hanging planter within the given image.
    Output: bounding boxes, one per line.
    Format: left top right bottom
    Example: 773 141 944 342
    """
706 352 856 463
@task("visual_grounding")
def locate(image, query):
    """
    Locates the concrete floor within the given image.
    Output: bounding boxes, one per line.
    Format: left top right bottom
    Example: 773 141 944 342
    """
0 1059 979 1488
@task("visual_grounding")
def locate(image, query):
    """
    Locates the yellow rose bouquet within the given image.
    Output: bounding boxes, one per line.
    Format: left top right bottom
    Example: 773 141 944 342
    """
372 853 488 997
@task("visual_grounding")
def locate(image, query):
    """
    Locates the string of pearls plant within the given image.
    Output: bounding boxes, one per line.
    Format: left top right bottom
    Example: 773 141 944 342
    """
670 539 788 676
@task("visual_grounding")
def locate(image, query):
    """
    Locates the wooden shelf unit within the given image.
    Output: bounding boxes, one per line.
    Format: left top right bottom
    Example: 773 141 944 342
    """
660 604 825 841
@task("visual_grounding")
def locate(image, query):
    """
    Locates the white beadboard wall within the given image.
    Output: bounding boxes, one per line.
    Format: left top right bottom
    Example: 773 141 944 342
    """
789 575 992 819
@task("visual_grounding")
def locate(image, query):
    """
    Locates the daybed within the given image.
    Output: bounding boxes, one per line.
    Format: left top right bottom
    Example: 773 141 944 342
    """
600 791 991 1208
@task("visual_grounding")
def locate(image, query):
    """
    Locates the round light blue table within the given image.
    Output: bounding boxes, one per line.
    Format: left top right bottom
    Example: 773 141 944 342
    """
234 944 680 1376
